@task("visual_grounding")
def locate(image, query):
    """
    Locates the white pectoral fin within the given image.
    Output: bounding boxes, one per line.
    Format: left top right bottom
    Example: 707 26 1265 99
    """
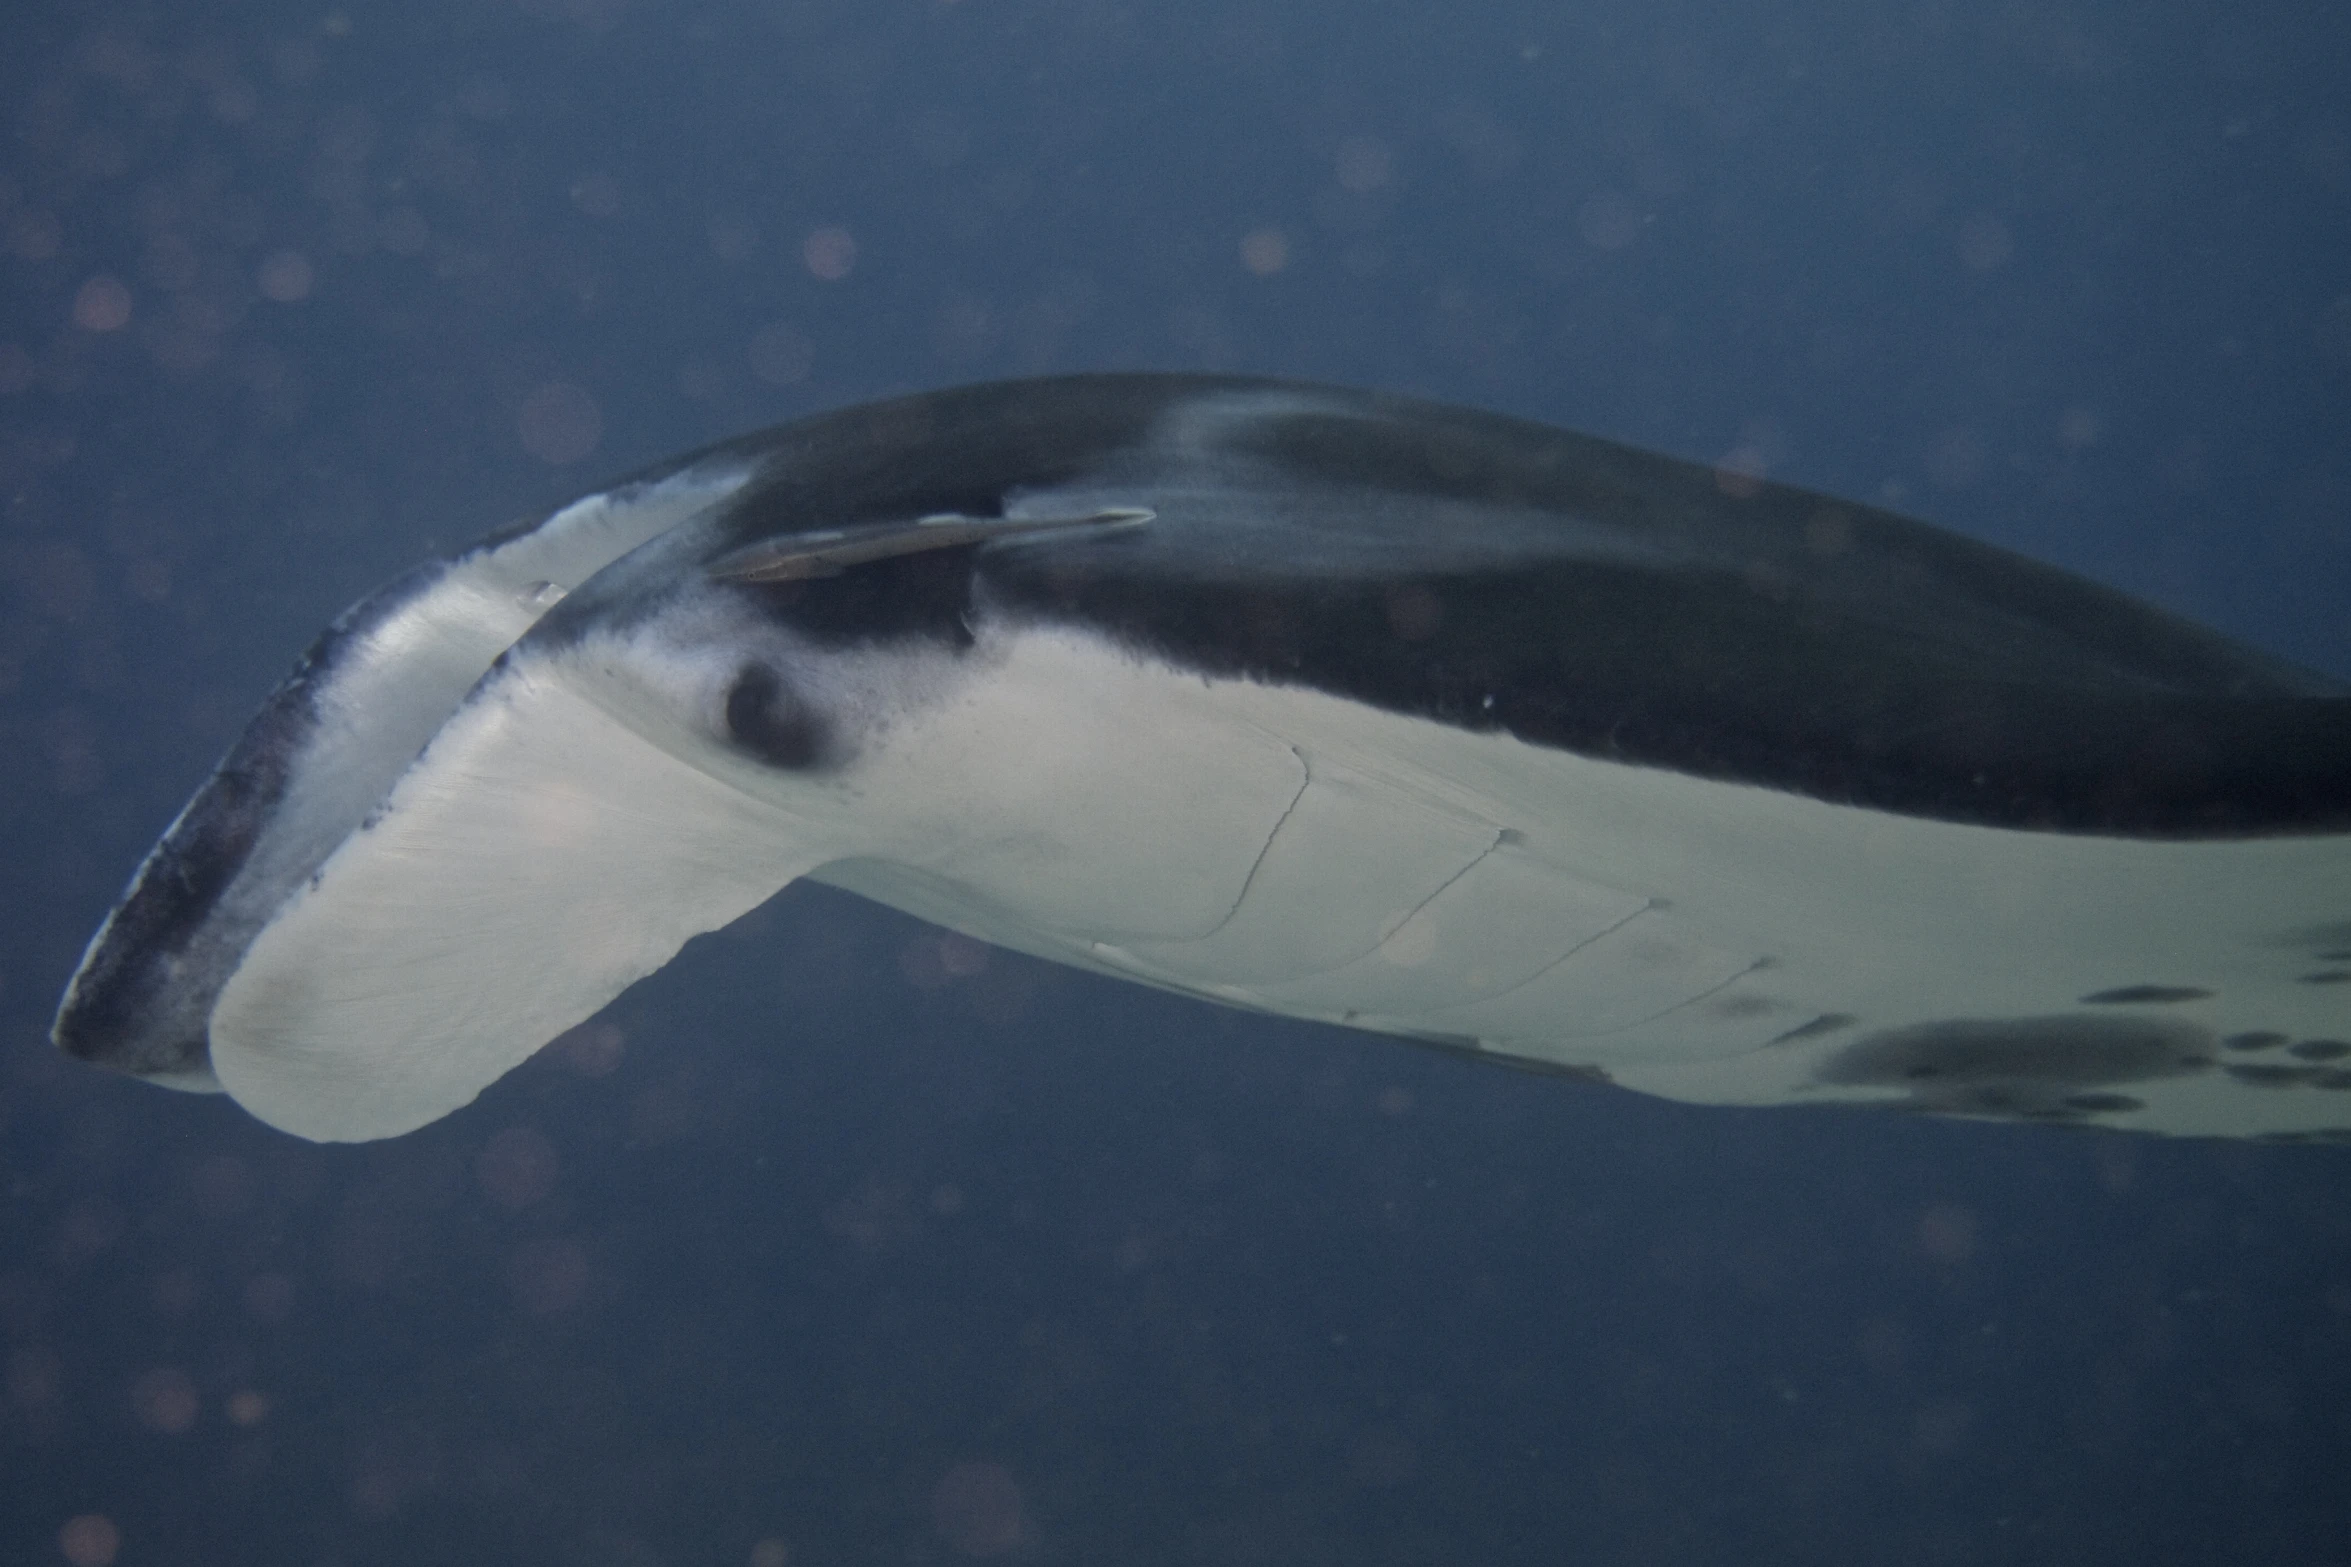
210 662 824 1142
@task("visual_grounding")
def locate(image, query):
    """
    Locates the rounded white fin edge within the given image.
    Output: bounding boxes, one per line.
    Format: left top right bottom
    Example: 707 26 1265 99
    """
209 658 829 1141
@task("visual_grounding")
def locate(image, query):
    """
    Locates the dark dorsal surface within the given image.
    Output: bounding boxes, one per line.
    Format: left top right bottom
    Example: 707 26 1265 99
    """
584 374 2349 838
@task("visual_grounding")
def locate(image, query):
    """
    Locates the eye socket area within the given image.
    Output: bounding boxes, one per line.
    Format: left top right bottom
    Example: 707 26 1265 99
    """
723 662 830 769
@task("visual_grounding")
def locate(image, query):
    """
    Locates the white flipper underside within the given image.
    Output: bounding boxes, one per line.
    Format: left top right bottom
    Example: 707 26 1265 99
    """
211 663 830 1141
212 622 2351 1142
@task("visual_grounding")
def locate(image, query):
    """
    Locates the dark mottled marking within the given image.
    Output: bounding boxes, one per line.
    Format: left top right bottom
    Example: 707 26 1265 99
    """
2062 1092 2143 1114
2276 921 2351 953
2298 970 2351 986
2322 1071 2351 1091
2321 950 2351 963
724 663 829 769
1395 1029 1482 1051
1821 1015 2211 1122
2289 1039 2351 1061
1770 1012 1856 1046
2223 1031 2289 1052
2081 984 2212 1005
2226 1063 2321 1088
1710 994 1780 1019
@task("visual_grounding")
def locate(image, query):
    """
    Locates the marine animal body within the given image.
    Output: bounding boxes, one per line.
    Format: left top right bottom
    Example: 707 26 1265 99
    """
53 376 2351 1142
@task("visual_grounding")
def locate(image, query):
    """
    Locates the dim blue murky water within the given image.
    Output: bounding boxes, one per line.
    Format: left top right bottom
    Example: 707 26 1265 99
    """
2 2 2347 1563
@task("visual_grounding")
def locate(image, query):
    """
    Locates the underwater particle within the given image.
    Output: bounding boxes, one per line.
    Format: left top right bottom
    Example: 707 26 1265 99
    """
803 226 857 280
1334 135 1391 192
1713 443 1768 498
1239 227 1289 275
243 1272 296 1321
57 1514 120 1567
475 1125 560 1211
10 209 63 260
9 1346 62 1409
569 171 622 218
1386 585 1445 641
1347 1424 1418 1486
377 208 429 254
189 1153 255 1218
931 1461 1029 1557
2058 406 2101 449
1916 1203 1978 1265
506 1235 589 1315
72 276 132 332
749 321 812 385
225 1389 269 1427
900 931 991 989
129 1367 199 1434
1927 426 1985 488
1578 190 1642 250
141 234 200 292
548 1020 626 1076
749 1542 790 1567
1912 1397 1974 1453
908 110 970 168
1958 214 2013 271
257 250 313 301
708 214 758 263
517 380 602 464
149 1267 200 1318
940 932 990 978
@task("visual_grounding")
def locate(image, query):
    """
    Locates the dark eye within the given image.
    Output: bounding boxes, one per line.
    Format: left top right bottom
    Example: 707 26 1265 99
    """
724 663 827 769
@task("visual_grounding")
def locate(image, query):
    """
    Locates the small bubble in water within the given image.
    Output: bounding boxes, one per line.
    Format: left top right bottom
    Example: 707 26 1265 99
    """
130 1367 199 1434
257 251 314 302
518 381 602 464
73 276 133 332
58 1515 120 1567
803 226 857 280
1239 228 1289 275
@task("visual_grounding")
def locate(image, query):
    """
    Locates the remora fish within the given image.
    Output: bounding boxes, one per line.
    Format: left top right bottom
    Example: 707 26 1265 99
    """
52 376 2351 1142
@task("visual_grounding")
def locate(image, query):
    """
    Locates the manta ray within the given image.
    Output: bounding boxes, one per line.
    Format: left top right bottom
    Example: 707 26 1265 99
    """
52 376 2351 1142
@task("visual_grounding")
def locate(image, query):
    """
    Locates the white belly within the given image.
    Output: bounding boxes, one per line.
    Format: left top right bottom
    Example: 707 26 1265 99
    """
815 626 2351 1140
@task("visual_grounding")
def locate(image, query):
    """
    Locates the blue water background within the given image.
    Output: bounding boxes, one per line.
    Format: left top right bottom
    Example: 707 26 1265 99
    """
1 2 2347 1563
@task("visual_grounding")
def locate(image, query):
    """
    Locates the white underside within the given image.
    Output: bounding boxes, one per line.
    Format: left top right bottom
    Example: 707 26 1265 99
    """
212 620 2351 1142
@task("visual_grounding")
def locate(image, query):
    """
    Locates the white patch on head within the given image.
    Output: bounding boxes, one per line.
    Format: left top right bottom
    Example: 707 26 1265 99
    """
583 592 984 775
303 460 753 844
